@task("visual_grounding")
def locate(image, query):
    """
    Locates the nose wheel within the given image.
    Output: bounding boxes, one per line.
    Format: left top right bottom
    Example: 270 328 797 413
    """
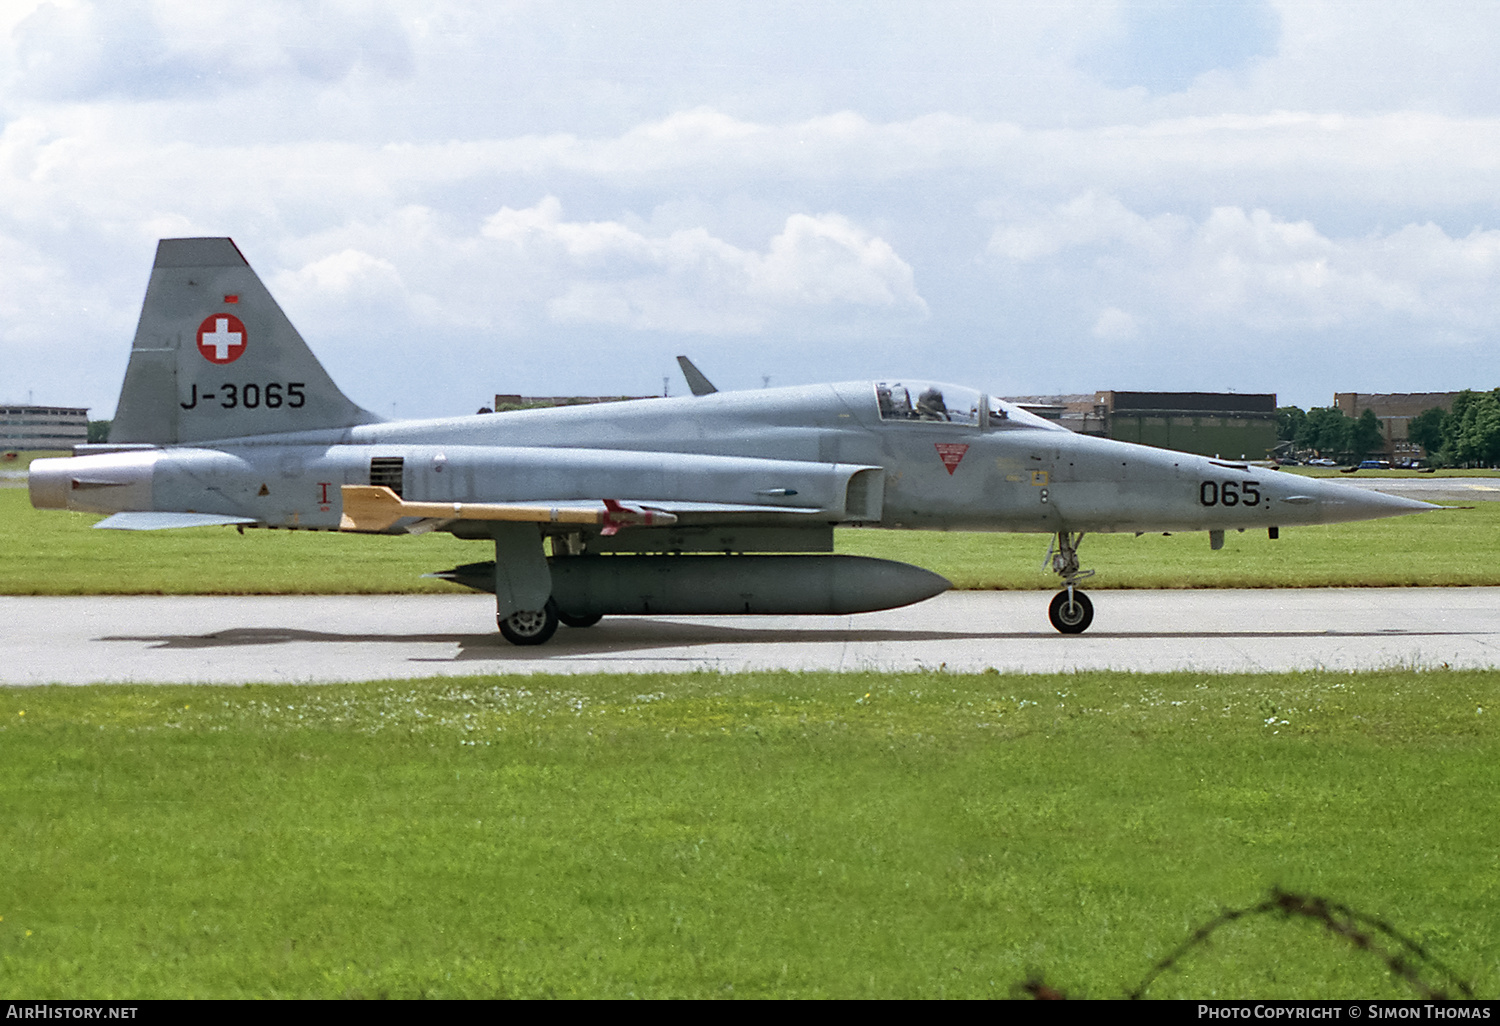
1045 531 1096 634
1048 588 1094 634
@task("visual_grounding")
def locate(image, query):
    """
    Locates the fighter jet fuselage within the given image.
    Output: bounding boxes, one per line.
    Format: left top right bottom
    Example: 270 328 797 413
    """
35 382 1413 536
28 238 1435 642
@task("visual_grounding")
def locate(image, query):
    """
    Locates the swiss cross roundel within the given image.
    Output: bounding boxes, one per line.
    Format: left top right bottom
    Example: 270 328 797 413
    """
196 313 247 364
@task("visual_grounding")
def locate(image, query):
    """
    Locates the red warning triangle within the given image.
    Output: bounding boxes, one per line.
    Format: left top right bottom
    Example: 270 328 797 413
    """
935 443 969 474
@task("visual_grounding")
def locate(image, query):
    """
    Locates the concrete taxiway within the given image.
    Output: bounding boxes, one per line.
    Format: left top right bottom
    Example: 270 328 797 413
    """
2 588 1498 685
1335 477 1500 503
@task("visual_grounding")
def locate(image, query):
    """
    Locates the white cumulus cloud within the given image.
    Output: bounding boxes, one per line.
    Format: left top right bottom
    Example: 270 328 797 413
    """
480 198 926 333
989 194 1500 334
5 0 414 101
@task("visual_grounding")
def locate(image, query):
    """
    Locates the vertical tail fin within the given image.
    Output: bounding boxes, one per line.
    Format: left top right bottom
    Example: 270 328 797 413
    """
110 238 379 444
675 355 719 396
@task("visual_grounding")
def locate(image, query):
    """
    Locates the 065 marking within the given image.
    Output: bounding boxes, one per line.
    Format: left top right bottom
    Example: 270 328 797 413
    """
1200 480 1260 507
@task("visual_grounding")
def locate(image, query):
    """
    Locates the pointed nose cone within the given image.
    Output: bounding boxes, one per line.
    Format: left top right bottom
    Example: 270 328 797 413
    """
1298 477 1441 524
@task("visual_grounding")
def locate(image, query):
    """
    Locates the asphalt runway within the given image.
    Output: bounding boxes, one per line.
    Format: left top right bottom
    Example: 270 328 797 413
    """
3 588 1498 685
1335 477 1500 503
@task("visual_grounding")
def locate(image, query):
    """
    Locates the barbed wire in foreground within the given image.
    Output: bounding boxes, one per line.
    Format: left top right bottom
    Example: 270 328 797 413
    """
1015 888 1477 1000
1127 887 1475 1000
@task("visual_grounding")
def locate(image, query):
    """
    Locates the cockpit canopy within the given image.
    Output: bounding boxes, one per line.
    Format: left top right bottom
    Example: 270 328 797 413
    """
876 382 979 424
874 382 1064 431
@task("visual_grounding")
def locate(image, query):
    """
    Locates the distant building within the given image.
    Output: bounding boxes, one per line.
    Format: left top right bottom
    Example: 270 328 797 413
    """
0 405 89 451
1333 392 1461 460
1004 394 1108 435
1102 391 1278 459
1003 391 1278 459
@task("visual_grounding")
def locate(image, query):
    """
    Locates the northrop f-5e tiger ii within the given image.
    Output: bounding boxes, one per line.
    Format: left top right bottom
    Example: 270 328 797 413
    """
30 238 1435 643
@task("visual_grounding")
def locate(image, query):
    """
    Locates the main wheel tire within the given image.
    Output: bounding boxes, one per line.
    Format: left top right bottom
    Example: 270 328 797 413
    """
1048 590 1094 634
498 601 560 646
557 610 604 628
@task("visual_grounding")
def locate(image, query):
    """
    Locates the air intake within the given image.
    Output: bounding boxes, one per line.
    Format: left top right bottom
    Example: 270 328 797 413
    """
369 456 404 497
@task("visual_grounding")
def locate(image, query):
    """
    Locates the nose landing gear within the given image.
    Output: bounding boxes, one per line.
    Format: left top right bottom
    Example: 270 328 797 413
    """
1048 587 1094 634
1045 531 1095 634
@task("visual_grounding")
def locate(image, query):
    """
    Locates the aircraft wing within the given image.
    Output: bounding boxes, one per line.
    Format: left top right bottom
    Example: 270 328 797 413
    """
338 486 837 533
94 512 259 531
332 448 886 534
338 487 848 535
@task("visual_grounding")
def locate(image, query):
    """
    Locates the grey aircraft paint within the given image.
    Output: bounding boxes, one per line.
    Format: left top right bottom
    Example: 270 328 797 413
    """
30 238 1437 643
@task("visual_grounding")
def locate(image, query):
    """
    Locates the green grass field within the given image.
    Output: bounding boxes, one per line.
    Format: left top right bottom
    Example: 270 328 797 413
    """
4 484 1499 594
841 501 1500 590
2 669 1494 998
1 487 479 595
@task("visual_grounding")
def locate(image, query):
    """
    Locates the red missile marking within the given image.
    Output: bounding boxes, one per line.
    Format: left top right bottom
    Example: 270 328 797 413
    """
935 443 969 475
601 499 666 536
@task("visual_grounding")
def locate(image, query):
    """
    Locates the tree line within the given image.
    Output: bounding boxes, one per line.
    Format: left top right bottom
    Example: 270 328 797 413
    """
1276 389 1500 467
1407 390 1500 467
1275 405 1383 463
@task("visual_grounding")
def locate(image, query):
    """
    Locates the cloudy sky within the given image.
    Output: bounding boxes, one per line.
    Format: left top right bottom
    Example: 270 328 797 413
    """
4 0 1500 419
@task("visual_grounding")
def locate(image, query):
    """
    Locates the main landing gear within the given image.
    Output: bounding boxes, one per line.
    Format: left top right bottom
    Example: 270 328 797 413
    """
498 602 603 644
498 601 559 645
1046 531 1095 634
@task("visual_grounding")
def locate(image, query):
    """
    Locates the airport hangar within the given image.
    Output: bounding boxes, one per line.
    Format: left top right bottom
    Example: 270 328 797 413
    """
985 390 1279 460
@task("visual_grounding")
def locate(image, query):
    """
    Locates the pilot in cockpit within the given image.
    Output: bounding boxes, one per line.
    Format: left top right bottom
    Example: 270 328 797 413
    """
916 386 948 421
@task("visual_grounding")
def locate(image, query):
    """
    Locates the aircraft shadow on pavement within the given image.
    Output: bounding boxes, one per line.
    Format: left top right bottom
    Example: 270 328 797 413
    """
101 628 473 649
97 621 1489 662
99 622 980 658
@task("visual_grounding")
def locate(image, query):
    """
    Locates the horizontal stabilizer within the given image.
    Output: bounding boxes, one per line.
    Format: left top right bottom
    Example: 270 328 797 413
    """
339 485 678 534
93 512 258 531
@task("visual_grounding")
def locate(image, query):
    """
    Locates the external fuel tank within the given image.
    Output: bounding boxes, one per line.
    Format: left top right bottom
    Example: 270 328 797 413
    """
434 554 951 617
